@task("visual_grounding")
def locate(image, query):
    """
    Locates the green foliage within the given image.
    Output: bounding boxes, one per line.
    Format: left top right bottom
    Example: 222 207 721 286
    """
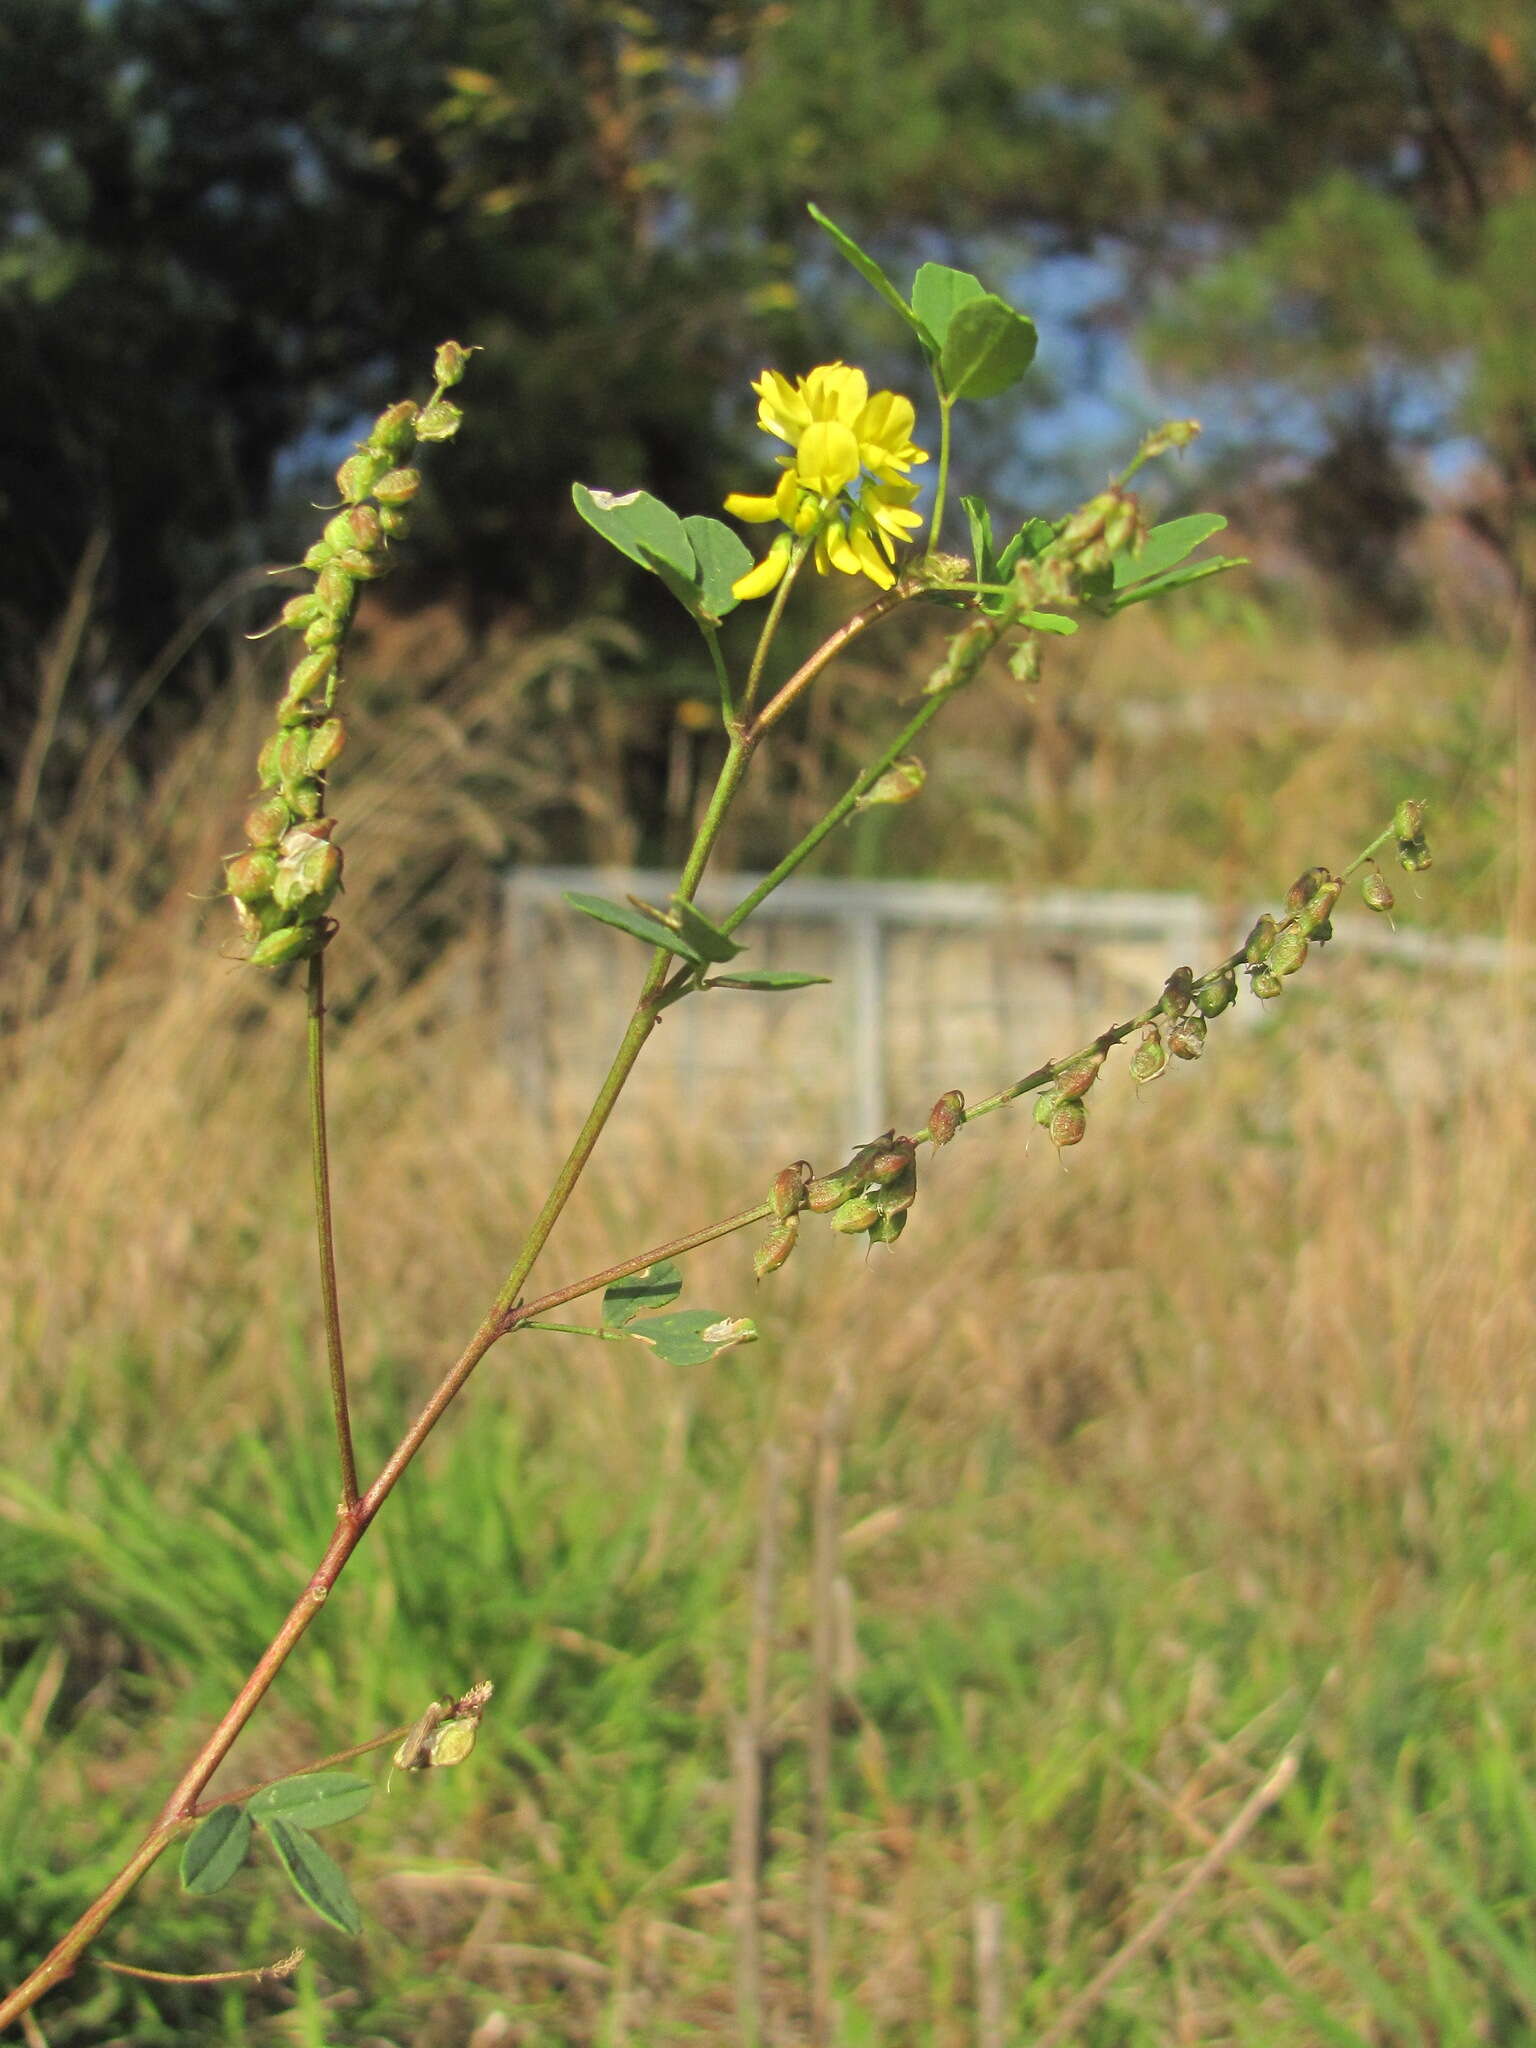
178 1808 251 1899
259 1816 363 1939
601 1261 685 1329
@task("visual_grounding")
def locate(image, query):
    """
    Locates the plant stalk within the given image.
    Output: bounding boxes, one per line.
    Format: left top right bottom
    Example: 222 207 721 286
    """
307 952 359 1510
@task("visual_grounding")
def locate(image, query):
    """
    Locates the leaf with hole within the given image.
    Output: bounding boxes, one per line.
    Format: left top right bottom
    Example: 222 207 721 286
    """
939 297 1038 401
910 264 988 349
626 1309 758 1366
681 517 752 621
260 1816 364 1937
806 204 926 343
247 1773 373 1831
180 1805 252 1896
704 969 831 991
564 892 705 966
603 1259 684 1328
572 484 695 582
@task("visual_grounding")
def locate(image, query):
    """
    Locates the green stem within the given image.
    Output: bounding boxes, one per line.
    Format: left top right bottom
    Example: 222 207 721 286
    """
521 1319 625 1340
700 621 734 724
724 692 950 934
307 953 358 1511
748 579 916 740
739 543 806 719
928 394 955 553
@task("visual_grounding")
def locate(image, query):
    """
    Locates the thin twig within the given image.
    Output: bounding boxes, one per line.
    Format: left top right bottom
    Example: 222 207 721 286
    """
98 1948 304 1987
732 1443 784 2047
809 1369 851 2048
307 953 358 1510
1027 1747 1300 2048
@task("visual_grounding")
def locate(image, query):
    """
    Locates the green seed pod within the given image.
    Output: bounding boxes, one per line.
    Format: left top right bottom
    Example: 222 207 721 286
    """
335 546 388 579
1033 1089 1061 1128
1393 798 1426 842
1129 1025 1167 1084
367 400 419 458
1296 876 1343 935
868 1207 907 1246
754 1216 800 1279
1311 917 1334 946
1398 837 1432 872
288 776 325 821
278 592 321 633
285 647 338 702
862 1137 916 1187
274 836 343 917
305 717 346 773
225 848 278 902
314 561 357 620
1243 913 1277 964
321 511 359 554
1269 928 1308 977
1362 870 1394 914
415 398 464 443
1168 1012 1207 1060
248 919 331 969
926 1089 965 1148
379 505 412 538
256 731 285 786
271 727 310 787
433 339 474 387
1049 1098 1087 1148
302 538 336 572
1053 1051 1105 1101
855 757 926 809
1159 966 1195 1017
373 466 423 506
771 1164 810 1220
1194 967 1238 1017
344 503 383 552
244 792 292 847
1007 636 1042 686
1249 964 1283 1000
832 1193 882 1235
805 1177 847 1214
304 614 345 650
335 450 388 504
1284 866 1332 916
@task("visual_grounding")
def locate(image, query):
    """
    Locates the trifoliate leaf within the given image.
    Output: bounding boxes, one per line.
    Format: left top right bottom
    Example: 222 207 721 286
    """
572 484 696 582
260 1816 363 1937
603 1259 684 1328
626 1310 758 1366
1112 513 1228 589
247 1773 373 1831
564 891 705 966
939 297 1038 401
180 1806 252 1896
807 204 926 343
910 264 989 349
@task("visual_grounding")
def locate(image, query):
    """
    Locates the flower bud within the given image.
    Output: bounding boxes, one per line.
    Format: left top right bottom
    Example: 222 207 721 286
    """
754 1216 799 1279
1393 799 1426 842
305 717 346 774
771 1164 810 1220
433 339 475 386
1249 964 1283 1000
926 1090 965 1148
1168 1012 1207 1060
415 398 464 443
367 400 419 457
1159 966 1194 1017
225 848 277 902
244 792 292 846
855 758 925 810
1194 967 1238 1017
1362 871 1394 914
832 1193 882 1234
1049 1098 1086 1148
1129 1025 1166 1084
335 450 388 504
373 467 423 506
1243 913 1277 964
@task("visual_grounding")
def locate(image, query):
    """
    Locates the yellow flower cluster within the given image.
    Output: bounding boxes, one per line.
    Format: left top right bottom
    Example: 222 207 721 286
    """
725 364 927 597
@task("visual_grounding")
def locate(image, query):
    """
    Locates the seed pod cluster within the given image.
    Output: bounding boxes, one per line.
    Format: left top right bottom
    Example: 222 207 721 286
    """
1393 798 1432 873
228 345 471 965
803 1131 920 1250
1033 1046 1106 1151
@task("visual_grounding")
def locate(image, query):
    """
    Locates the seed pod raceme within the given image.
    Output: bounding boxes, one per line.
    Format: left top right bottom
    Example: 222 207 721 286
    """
1168 1012 1207 1061
926 1090 965 1148
1129 1025 1167 1084
1194 967 1238 1017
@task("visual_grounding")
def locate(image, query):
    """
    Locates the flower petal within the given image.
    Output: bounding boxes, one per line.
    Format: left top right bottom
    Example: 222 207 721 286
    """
723 490 784 523
731 534 794 601
795 420 861 495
